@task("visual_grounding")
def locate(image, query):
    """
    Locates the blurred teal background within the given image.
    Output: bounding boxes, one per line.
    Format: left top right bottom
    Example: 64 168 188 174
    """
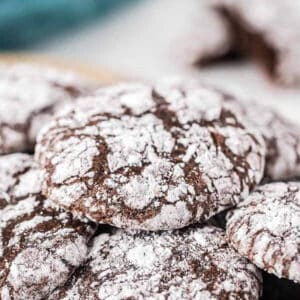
0 0 138 49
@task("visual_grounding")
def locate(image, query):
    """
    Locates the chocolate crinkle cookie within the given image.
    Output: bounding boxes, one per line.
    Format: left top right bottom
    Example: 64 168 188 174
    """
35 79 265 231
212 0 300 86
0 153 96 300
226 182 300 283
49 226 262 300
0 63 91 155
220 90 300 181
166 79 300 181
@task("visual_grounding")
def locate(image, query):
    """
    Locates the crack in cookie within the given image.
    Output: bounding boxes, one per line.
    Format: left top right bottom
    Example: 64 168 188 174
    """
0 153 96 300
49 226 262 300
226 182 300 283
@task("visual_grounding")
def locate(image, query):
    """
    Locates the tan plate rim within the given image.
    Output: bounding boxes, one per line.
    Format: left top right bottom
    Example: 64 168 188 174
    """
0 53 120 85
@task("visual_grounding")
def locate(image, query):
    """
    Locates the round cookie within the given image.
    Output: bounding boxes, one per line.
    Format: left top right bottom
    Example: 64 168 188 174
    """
0 153 96 300
36 81 265 230
0 63 91 154
220 90 300 181
226 182 300 283
49 226 262 300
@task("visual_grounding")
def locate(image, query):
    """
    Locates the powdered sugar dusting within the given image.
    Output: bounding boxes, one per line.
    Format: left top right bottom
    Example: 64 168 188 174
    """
51 136 98 184
36 80 265 230
0 154 95 300
246 104 300 180
0 153 41 198
49 226 262 300
221 90 300 180
163 78 300 181
156 78 224 123
99 114 175 172
226 182 300 283
8 248 70 300
0 63 89 154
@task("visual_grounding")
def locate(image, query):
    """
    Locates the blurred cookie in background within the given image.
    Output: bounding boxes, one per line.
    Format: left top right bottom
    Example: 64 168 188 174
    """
186 1 300 87
177 2 233 66
214 0 300 86
0 63 92 155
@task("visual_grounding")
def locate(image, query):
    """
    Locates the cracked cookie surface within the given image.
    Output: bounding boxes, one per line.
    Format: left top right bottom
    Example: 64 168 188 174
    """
0 63 90 154
36 80 265 230
219 89 300 181
0 153 96 300
153 78 300 181
226 182 300 283
239 106 300 181
49 226 262 300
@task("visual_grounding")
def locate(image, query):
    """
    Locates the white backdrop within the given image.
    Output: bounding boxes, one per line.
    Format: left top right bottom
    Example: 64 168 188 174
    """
31 0 300 124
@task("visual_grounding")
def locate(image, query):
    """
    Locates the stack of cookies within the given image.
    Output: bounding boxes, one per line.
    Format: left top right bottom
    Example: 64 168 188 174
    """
0 65 299 299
